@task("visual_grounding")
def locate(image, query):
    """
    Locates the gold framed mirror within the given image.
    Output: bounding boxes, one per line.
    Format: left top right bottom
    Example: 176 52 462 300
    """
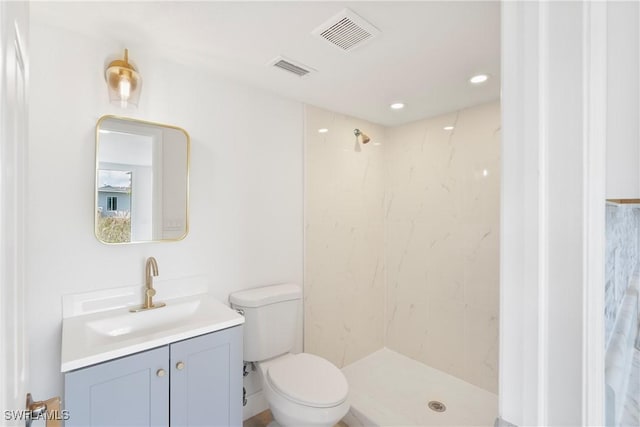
95 115 190 244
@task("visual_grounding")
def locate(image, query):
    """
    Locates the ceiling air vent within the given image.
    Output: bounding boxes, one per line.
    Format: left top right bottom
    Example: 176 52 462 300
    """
271 56 315 77
312 8 380 52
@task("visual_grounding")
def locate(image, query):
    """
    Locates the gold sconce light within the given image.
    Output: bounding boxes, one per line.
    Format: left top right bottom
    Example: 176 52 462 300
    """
105 48 141 108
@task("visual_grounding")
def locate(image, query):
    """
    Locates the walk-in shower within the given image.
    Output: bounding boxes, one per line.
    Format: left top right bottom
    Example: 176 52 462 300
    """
304 101 501 425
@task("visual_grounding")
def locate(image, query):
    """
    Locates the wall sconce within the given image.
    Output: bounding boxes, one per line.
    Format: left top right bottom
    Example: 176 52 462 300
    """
105 48 141 108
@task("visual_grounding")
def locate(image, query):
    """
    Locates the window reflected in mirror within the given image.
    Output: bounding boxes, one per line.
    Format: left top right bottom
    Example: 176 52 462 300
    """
97 170 132 243
95 116 189 244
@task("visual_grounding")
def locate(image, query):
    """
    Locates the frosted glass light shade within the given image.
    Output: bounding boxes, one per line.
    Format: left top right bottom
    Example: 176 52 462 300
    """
105 49 141 108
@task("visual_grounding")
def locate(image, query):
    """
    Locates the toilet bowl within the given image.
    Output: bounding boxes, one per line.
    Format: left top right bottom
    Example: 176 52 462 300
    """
259 353 349 427
229 284 350 427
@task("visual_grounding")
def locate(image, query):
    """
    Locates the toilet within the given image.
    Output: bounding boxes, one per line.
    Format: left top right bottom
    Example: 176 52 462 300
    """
230 284 349 427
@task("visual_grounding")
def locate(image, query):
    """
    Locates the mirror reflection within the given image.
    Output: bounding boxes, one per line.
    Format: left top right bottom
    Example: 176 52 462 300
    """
95 116 189 244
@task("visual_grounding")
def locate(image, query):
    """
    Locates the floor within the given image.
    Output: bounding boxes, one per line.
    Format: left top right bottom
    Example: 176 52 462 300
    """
341 348 498 426
243 409 349 427
243 410 273 427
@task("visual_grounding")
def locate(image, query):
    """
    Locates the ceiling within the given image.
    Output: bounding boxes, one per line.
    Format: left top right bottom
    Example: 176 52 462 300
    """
31 1 500 127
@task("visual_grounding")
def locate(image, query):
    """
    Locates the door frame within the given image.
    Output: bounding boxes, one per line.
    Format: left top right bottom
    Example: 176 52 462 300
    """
0 1 29 422
500 1 606 425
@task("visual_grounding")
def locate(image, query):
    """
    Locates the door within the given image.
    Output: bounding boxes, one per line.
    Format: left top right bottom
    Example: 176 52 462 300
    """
170 326 243 427
64 346 169 427
0 1 29 423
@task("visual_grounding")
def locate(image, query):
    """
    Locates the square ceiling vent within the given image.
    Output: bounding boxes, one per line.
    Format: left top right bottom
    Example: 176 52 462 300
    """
312 8 380 52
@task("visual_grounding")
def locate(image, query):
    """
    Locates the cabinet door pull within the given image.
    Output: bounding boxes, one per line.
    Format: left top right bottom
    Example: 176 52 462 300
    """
156 369 166 377
176 361 185 370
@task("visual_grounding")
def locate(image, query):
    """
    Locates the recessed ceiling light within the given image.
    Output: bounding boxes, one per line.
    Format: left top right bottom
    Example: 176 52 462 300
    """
318 128 329 133
469 74 489 84
390 103 405 110
443 126 455 131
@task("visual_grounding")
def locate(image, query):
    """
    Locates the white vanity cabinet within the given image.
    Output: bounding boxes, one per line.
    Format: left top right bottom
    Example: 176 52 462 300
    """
64 325 243 427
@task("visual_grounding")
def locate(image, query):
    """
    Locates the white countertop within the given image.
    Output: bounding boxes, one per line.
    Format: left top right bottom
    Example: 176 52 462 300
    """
61 293 244 372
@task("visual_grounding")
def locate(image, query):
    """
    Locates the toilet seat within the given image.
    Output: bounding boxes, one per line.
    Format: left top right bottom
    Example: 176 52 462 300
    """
266 353 348 408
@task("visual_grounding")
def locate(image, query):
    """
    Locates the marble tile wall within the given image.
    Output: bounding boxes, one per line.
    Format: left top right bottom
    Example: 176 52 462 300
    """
384 102 500 393
304 105 387 367
304 101 500 393
605 203 640 346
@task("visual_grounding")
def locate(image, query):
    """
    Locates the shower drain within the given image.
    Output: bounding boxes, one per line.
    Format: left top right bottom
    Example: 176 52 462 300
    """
428 400 447 412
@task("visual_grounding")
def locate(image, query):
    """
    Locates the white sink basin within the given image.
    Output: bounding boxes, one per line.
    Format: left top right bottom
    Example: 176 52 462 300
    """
86 300 201 338
61 293 244 372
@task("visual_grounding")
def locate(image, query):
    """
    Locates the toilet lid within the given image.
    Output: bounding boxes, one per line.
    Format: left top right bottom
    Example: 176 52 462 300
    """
267 353 348 408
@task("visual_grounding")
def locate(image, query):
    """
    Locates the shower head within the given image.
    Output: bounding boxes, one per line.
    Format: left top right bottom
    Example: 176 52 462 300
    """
354 129 371 144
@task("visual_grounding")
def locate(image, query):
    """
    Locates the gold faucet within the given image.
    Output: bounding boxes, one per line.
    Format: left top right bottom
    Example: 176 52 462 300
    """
130 256 166 312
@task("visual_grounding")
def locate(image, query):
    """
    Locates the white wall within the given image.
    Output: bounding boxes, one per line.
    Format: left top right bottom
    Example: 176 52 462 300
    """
606 2 640 199
27 20 303 400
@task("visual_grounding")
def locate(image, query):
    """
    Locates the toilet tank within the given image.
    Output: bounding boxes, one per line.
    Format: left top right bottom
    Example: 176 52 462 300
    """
229 284 301 362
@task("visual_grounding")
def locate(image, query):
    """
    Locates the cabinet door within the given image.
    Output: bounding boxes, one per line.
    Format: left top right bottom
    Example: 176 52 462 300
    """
170 326 243 427
64 346 169 427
